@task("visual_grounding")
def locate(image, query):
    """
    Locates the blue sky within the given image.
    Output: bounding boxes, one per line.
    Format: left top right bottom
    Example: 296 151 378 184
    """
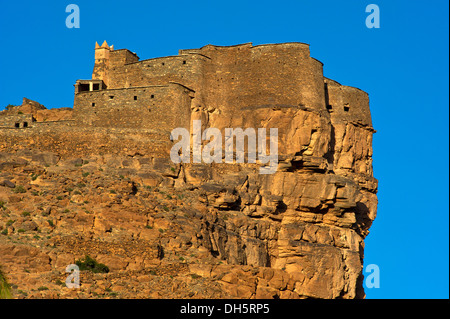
0 0 448 298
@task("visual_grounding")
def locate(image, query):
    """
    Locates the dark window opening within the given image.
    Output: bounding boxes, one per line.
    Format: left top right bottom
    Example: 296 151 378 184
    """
134 96 137 100
326 105 333 110
15 123 20 128
161 62 165 66
93 83 100 91
151 95 155 99
183 60 186 64
109 96 114 99
92 103 95 107
344 105 350 112
23 122 28 128
78 84 90 92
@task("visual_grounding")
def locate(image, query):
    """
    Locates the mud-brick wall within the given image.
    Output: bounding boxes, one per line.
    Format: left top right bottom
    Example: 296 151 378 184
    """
73 83 192 132
0 114 34 128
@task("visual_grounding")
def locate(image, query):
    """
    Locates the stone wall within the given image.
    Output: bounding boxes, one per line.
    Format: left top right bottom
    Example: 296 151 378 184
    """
324 78 372 127
105 42 329 114
0 123 171 158
107 53 207 90
109 49 140 70
0 113 34 128
85 42 373 137
73 83 193 132
199 43 325 113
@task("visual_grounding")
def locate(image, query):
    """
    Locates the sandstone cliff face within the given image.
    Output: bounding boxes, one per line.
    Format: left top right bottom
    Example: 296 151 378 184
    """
185 95 378 299
0 102 377 299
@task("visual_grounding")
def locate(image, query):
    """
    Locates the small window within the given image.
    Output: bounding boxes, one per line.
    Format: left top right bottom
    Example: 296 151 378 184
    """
23 122 28 128
92 102 95 107
183 60 186 64
109 96 114 99
15 123 20 128
151 95 155 99
78 84 90 92
344 105 350 112
134 96 137 100
161 62 165 66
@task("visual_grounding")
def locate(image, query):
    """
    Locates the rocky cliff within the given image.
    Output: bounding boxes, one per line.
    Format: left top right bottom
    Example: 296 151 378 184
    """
0 105 377 299
0 43 377 299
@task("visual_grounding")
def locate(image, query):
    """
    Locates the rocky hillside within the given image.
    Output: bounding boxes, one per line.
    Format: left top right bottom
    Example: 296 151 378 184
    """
1 98 73 122
0 137 377 299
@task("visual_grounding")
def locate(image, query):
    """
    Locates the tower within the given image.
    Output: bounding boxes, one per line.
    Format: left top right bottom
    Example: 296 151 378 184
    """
92 41 113 87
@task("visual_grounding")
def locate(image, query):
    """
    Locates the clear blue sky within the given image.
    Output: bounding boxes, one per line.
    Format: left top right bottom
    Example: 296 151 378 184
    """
0 0 448 299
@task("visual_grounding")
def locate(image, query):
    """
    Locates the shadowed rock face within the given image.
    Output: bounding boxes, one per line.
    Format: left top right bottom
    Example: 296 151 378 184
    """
0 42 377 299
